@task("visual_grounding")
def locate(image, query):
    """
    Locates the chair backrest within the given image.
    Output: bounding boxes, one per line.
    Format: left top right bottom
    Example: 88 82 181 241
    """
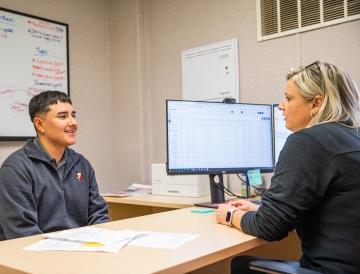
249 260 322 274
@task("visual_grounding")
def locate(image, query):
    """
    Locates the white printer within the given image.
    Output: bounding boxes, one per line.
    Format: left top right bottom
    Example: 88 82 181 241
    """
151 163 210 197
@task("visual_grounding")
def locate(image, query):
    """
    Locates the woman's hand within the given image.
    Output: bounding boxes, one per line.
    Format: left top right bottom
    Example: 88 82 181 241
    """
215 203 235 225
215 200 260 228
228 199 260 212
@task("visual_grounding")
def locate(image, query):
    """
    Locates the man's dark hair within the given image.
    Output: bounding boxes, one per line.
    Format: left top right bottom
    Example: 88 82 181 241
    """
29 90 72 121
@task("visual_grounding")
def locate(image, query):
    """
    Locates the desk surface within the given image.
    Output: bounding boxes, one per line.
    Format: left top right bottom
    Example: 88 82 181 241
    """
0 207 266 274
104 194 214 209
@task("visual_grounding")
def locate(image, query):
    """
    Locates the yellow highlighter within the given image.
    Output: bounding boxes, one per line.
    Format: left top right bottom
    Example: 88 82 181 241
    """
82 242 105 247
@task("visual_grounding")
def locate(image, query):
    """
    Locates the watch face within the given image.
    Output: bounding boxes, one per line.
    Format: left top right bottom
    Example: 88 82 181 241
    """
226 211 231 222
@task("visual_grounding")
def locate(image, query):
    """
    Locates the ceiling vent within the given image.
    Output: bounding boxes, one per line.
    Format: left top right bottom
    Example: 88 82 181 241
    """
257 0 360 41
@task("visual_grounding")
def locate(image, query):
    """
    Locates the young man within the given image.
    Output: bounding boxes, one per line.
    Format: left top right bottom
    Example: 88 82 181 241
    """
0 91 109 240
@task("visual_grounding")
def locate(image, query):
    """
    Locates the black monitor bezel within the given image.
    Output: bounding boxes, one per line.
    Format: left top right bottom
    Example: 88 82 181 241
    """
166 99 275 176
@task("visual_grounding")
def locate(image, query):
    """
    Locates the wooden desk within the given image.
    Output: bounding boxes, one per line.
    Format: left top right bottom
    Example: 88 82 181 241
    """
104 194 213 220
102 195 301 273
0 207 268 274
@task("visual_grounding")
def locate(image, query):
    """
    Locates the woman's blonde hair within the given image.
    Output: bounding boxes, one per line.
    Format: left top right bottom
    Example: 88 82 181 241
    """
287 61 360 128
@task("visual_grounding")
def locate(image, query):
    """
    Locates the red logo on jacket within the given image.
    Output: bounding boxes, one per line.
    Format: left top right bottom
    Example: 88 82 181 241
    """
76 171 84 181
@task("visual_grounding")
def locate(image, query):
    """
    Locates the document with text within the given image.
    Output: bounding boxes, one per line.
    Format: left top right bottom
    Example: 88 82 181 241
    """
24 227 143 253
24 227 199 253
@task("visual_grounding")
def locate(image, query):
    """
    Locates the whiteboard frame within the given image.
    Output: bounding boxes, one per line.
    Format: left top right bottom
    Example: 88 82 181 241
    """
0 7 70 141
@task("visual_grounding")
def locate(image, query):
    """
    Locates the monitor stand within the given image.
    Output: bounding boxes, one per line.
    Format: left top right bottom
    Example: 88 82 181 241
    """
194 173 251 208
194 174 226 208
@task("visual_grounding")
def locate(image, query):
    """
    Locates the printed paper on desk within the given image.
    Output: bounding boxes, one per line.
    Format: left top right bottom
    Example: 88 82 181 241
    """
25 228 146 253
102 183 152 198
125 183 152 196
24 238 131 253
129 230 199 249
127 183 152 190
25 228 198 252
44 227 139 245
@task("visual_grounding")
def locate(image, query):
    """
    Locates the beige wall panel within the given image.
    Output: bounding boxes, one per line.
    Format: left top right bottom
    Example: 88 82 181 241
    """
108 0 144 188
300 20 360 85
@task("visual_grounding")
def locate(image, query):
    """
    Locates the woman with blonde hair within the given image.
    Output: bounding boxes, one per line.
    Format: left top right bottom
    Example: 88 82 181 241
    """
216 61 360 273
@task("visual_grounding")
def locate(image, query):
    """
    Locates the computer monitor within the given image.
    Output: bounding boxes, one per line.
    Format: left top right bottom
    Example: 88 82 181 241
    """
273 104 292 165
166 100 274 207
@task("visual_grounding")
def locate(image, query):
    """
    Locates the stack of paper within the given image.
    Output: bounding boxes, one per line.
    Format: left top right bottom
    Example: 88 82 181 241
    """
24 227 199 253
24 227 144 253
102 183 152 198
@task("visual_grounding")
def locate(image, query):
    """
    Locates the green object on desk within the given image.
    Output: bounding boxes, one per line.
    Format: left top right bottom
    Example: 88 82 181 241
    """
191 208 215 214
247 168 262 186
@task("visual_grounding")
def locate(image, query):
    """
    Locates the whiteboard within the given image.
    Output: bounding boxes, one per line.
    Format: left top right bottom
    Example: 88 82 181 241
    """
0 7 69 140
181 39 239 102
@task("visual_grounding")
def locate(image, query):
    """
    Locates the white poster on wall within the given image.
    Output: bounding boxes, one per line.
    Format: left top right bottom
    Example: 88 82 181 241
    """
181 39 239 102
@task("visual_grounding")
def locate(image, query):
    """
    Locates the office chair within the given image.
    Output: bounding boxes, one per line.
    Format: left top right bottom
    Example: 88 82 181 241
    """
249 260 322 274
